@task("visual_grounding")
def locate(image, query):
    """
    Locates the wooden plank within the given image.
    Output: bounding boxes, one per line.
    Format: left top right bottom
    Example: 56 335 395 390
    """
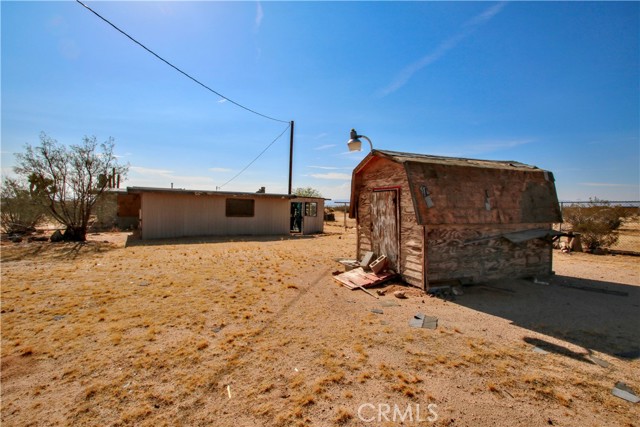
333 268 397 289
354 158 425 287
371 190 399 270
426 223 554 283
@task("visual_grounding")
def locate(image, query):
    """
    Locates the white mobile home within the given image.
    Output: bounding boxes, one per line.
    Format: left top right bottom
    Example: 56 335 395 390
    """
121 187 325 239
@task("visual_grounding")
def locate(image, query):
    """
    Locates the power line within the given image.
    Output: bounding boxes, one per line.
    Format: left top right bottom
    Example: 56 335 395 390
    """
219 123 291 189
75 0 290 124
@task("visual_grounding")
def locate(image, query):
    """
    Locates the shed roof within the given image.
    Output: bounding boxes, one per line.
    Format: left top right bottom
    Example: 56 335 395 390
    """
355 149 540 173
350 149 562 225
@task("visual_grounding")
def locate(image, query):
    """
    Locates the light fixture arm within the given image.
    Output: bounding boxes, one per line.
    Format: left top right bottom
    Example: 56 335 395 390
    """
358 135 373 151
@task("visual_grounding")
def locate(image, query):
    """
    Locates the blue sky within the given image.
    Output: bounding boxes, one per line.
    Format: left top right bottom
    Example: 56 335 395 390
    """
2 1 638 202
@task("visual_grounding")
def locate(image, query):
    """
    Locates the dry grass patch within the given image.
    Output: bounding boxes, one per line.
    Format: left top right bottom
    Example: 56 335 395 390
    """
2 228 639 427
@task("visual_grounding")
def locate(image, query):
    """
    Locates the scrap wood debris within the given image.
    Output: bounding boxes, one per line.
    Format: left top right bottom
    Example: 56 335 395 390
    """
332 267 396 290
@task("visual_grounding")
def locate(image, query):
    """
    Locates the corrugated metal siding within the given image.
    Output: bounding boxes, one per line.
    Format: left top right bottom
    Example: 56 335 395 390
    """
292 198 325 234
140 193 290 239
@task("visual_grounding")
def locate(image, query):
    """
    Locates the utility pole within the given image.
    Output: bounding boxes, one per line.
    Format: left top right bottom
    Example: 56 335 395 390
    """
288 120 295 194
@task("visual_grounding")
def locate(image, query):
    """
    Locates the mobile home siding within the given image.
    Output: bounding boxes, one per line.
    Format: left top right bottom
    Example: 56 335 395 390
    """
292 197 326 235
140 192 290 239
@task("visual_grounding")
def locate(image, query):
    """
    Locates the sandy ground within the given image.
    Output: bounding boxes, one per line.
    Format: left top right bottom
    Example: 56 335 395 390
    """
1 217 639 426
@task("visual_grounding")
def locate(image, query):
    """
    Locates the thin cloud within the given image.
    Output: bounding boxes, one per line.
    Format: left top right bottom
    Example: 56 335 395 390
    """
379 2 506 97
129 166 216 189
339 150 368 156
218 98 227 104
130 166 174 176
58 38 80 60
310 172 351 180
255 2 264 32
308 165 351 170
432 138 533 157
579 182 638 188
314 144 337 151
463 2 506 28
209 167 232 173
467 138 533 153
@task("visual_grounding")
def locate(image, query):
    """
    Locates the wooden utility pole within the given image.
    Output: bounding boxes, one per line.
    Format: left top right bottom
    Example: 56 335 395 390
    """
288 120 295 194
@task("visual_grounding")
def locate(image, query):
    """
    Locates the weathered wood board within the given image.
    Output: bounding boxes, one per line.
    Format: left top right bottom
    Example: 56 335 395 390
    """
371 190 399 270
354 158 425 288
333 268 397 289
426 223 554 283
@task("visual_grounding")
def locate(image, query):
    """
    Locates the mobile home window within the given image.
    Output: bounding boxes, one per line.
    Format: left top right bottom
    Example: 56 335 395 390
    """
226 198 255 217
304 202 317 217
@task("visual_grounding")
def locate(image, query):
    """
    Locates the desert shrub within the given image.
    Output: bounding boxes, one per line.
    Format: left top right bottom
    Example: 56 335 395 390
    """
14 132 128 241
1 177 47 234
562 198 634 250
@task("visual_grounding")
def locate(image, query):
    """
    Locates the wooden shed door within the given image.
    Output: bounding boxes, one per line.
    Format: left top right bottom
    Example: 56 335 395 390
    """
371 190 399 270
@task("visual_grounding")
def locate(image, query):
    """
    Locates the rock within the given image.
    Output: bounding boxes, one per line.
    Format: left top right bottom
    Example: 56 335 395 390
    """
376 289 386 296
393 290 407 299
612 382 640 403
50 230 64 243
9 235 23 243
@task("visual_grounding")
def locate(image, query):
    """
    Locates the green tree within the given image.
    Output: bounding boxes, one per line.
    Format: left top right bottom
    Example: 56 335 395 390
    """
0 177 47 234
293 187 323 198
14 132 128 241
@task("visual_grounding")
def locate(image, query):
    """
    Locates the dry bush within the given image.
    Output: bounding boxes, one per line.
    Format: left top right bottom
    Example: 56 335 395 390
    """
1 178 47 235
563 198 636 250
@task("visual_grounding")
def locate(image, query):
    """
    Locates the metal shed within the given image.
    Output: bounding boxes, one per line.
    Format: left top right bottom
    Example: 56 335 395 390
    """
349 150 562 289
123 187 325 239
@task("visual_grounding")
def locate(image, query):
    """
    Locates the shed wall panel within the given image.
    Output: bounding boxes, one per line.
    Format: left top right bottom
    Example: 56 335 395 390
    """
406 163 562 225
426 223 553 283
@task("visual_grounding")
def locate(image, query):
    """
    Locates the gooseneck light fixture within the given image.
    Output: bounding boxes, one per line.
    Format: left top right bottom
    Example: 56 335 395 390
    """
347 128 373 152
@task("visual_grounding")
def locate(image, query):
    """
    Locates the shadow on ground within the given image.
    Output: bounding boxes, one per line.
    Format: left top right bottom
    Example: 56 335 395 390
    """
0 240 118 262
454 275 640 359
124 232 338 247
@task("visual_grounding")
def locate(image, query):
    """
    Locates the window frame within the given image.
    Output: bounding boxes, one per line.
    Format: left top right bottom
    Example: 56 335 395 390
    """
304 202 318 217
225 198 255 217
